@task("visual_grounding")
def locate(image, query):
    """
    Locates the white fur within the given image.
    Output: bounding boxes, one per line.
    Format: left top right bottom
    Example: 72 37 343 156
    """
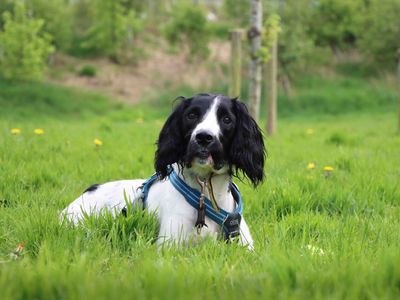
61 95 256 250
61 164 254 250
191 96 221 141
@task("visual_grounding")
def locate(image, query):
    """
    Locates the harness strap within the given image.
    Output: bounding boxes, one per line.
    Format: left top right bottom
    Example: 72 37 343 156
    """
134 168 243 239
140 173 159 209
168 170 243 225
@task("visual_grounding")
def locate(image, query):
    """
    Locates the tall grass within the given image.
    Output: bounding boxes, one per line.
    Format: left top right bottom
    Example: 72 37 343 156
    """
0 77 399 299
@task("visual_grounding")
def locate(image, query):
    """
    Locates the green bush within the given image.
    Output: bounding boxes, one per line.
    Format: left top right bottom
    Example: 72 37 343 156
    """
164 4 210 59
0 2 54 81
81 0 142 63
208 21 231 39
26 0 74 52
78 64 97 77
356 0 400 66
307 0 363 51
223 0 248 26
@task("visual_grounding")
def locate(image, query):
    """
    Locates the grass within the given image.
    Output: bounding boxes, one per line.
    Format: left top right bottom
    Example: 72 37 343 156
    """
0 77 400 299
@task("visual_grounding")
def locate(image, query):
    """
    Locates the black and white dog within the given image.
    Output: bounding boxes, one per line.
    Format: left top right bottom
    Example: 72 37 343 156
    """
61 94 265 250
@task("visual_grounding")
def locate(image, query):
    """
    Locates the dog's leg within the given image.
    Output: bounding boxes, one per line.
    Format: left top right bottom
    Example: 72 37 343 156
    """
156 216 195 247
239 217 254 251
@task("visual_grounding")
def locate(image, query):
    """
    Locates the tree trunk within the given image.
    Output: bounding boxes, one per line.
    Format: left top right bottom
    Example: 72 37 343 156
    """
266 38 278 135
229 29 244 98
248 0 263 122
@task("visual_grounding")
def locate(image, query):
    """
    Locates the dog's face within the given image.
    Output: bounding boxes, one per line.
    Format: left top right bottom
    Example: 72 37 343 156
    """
155 94 265 186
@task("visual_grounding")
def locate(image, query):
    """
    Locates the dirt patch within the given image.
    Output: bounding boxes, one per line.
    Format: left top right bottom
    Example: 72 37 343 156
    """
50 41 231 103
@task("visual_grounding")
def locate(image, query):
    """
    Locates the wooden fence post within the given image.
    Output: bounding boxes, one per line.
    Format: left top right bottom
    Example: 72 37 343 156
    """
248 0 263 122
229 29 244 98
266 38 278 135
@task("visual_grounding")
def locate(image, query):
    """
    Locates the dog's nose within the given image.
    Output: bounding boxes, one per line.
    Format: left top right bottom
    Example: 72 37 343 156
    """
195 131 214 146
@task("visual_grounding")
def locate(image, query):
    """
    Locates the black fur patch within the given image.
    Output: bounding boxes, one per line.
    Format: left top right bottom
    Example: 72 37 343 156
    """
84 184 100 193
154 94 265 186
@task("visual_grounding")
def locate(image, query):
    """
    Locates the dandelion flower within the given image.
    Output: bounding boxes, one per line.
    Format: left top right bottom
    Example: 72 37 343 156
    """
94 138 103 146
323 166 334 172
10 128 21 135
34 128 44 135
16 243 25 253
10 242 25 260
307 162 316 169
306 128 314 135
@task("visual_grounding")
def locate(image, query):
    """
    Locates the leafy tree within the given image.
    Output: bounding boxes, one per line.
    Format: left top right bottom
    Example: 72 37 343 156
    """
0 0 14 29
357 0 400 66
0 2 54 81
260 14 281 63
164 3 210 58
223 0 248 26
26 0 73 52
82 0 142 62
67 0 96 56
272 0 316 94
308 0 363 53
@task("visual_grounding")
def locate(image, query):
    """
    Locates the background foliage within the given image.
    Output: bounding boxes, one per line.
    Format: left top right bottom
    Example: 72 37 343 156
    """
0 0 399 298
0 2 54 81
1 0 400 81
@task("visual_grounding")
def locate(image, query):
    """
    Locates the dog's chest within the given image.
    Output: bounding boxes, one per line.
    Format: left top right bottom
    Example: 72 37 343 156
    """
146 179 234 241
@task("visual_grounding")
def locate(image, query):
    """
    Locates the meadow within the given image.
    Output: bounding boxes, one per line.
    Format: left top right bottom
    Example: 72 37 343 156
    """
0 75 399 299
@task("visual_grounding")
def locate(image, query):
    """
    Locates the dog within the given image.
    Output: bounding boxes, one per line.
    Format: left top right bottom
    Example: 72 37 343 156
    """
61 94 265 250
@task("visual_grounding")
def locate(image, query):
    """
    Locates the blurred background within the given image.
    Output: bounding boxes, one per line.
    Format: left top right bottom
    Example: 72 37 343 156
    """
0 0 398 125
1 3 400 298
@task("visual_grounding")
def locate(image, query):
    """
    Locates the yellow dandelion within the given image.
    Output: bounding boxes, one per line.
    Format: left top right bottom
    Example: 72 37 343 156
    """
94 138 103 146
136 117 144 124
34 128 44 135
323 166 334 172
307 162 316 170
306 128 314 135
10 128 21 135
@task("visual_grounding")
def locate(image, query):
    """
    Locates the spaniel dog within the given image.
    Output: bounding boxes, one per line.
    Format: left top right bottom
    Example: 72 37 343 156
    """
61 94 265 250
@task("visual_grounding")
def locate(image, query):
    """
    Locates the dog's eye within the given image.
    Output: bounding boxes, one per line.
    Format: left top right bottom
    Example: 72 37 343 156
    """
222 116 232 124
187 112 198 120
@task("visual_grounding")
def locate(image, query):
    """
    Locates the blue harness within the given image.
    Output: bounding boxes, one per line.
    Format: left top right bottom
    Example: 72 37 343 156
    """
136 168 243 240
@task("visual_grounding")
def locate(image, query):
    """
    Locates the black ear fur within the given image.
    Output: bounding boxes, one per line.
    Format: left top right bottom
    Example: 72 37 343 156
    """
229 99 265 186
155 98 189 178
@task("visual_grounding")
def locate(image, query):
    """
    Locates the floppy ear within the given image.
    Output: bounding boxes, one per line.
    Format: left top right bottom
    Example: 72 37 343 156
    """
155 98 189 178
229 99 265 186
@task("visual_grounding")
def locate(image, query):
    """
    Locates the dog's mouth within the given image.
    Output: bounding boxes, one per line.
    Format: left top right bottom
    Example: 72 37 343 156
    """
185 139 227 173
196 150 214 165
192 150 228 173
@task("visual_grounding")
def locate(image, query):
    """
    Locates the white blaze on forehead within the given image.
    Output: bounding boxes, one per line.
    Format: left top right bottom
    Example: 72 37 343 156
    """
192 96 221 139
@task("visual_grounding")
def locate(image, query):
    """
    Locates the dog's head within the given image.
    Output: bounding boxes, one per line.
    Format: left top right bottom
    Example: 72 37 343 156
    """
155 94 265 186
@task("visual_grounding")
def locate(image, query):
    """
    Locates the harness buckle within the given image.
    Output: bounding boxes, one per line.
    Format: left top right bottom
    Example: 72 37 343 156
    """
222 212 242 242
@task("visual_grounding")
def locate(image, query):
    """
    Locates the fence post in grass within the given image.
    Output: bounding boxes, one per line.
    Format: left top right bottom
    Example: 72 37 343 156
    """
229 29 244 98
266 37 278 136
248 0 263 122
